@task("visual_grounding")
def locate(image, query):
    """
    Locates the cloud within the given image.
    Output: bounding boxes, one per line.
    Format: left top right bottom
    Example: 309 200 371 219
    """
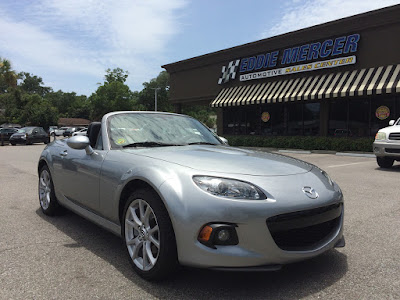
0 0 187 94
261 0 400 38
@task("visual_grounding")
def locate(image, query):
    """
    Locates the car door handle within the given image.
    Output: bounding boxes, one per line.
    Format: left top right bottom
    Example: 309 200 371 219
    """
60 150 68 157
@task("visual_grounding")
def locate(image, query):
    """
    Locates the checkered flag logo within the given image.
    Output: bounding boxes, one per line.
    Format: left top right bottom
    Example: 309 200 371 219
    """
218 59 240 84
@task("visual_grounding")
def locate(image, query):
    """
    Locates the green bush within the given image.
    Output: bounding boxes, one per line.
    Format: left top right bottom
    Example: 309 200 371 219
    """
225 135 374 152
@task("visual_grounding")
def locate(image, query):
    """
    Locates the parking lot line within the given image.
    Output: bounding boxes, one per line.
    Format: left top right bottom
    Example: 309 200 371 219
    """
327 161 372 168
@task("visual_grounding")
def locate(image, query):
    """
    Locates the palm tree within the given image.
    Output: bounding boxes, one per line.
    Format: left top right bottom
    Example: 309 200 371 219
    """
0 57 18 93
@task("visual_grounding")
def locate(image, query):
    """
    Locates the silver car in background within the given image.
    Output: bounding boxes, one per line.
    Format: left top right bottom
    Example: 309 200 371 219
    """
38 111 344 280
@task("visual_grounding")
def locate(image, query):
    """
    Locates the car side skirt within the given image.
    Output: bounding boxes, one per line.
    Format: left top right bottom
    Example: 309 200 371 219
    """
58 194 122 237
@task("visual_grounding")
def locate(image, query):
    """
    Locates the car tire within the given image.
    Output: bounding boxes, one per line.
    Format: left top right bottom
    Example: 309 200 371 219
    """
377 157 394 168
38 165 62 216
11 142 16 146
122 188 178 281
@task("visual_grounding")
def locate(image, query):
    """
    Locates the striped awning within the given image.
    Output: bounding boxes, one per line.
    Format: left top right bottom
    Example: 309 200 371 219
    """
211 64 400 107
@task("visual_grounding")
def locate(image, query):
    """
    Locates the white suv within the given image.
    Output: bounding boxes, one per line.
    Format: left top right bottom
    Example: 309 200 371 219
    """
373 117 400 168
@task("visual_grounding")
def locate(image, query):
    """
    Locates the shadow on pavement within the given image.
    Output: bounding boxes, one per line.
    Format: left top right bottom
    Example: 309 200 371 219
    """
36 208 348 299
374 164 400 172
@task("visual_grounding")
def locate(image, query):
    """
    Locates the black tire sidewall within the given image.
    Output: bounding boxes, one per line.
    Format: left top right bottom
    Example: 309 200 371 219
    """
122 188 178 281
377 157 394 168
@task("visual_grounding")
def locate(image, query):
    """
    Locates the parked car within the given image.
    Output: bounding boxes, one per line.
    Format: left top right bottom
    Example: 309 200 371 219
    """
72 128 88 136
38 111 344 280
373 117 400 168
52 127 69 136
0 128 18 141
10 127 50 145
63 127 84 137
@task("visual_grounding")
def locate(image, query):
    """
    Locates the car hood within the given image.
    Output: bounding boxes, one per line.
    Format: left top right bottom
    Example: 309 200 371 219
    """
10 133 26 137
378 124 400 134
126 145 313 176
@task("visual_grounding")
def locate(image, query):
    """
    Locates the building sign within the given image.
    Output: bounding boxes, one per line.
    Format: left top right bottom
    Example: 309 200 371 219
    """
218 33 360 84
240 56 355 82
375 106 390 120
261 112 270 122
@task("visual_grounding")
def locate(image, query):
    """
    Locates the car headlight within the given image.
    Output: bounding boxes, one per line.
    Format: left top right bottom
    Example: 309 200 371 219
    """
193 176 266 200
375 132 386 140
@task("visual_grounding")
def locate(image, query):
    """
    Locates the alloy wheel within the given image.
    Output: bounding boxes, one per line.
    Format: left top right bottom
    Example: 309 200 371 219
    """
125 199 160 271
39 170 51 210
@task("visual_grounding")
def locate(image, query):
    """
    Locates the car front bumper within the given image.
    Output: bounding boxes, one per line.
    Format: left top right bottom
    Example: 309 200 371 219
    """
373 141 400 158
9 137 27 144
159 171 344 269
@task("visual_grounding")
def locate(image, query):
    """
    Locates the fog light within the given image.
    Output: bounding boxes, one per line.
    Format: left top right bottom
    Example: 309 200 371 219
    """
217 229 230 242
198 223 239 248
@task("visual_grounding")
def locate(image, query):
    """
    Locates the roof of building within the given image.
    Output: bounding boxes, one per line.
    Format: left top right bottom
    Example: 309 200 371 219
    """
58 118 91 126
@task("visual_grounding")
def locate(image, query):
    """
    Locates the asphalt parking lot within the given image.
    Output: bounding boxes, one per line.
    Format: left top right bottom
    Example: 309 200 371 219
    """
0 144 399 299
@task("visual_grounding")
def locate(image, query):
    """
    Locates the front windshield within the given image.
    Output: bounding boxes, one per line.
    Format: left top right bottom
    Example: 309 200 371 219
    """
18 128 33 134
107 113 221 149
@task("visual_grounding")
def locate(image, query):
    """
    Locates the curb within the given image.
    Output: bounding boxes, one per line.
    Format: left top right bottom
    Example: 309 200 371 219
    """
239 147 375 158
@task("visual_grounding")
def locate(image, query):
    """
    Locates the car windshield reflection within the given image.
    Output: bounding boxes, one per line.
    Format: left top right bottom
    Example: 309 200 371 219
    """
108 113 221 149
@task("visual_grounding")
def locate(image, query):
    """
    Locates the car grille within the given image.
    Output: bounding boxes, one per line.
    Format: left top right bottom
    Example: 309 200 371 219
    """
385 148 400 153
266 203 342 251
389 133 400 140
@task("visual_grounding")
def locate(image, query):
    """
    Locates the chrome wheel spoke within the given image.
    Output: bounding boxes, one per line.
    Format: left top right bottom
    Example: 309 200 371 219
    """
139 199 146 222
143 206 151 227
148 224 158 235
127 236 140 246
132 240 143 259
125 219 139 232
142 241 149 268
130 206 142 227
149 235 160 249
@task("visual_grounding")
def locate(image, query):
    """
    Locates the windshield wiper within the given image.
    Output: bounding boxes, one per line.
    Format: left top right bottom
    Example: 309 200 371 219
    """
123 141 183 148
186 142 219 145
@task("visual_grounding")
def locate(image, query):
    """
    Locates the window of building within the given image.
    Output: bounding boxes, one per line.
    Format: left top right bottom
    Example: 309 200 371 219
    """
260 103 285 136
348 99 370 137
329 100 348 136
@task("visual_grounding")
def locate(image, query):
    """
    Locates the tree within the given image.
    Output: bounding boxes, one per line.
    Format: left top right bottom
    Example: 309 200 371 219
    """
89 68 137 120
45 91 89 119
104 68 129 84
19 94 58 129
18 72 51 97
181 105 217 129
0 58 17 93
138 71 172 112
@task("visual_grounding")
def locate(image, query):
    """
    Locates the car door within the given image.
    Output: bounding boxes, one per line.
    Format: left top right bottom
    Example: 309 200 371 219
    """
59 143 107 212
38 128 48 142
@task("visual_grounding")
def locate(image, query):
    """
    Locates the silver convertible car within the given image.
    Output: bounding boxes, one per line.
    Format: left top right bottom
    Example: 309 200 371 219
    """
38 111 344 280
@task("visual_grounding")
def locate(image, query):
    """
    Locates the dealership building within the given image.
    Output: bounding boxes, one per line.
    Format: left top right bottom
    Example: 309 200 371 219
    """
163 5 400 137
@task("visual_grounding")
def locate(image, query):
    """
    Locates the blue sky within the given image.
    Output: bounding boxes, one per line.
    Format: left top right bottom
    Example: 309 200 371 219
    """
1 0 399 96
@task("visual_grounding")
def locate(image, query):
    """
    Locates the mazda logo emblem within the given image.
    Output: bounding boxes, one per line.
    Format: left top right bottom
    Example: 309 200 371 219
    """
302 186 319 199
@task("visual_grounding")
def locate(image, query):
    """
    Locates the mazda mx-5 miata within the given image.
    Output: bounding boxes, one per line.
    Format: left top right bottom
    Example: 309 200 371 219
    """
38 111 344 280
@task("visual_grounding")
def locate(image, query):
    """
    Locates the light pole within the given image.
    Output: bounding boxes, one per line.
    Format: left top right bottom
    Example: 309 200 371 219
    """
151 87 161 111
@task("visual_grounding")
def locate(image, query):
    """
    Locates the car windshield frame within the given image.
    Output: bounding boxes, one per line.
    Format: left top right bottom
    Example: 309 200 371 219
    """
106 112 221 150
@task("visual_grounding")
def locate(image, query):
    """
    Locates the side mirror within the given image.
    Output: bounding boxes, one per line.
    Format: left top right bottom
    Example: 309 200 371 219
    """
219 136 229 145
389 120 395 126
67 136 94 155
